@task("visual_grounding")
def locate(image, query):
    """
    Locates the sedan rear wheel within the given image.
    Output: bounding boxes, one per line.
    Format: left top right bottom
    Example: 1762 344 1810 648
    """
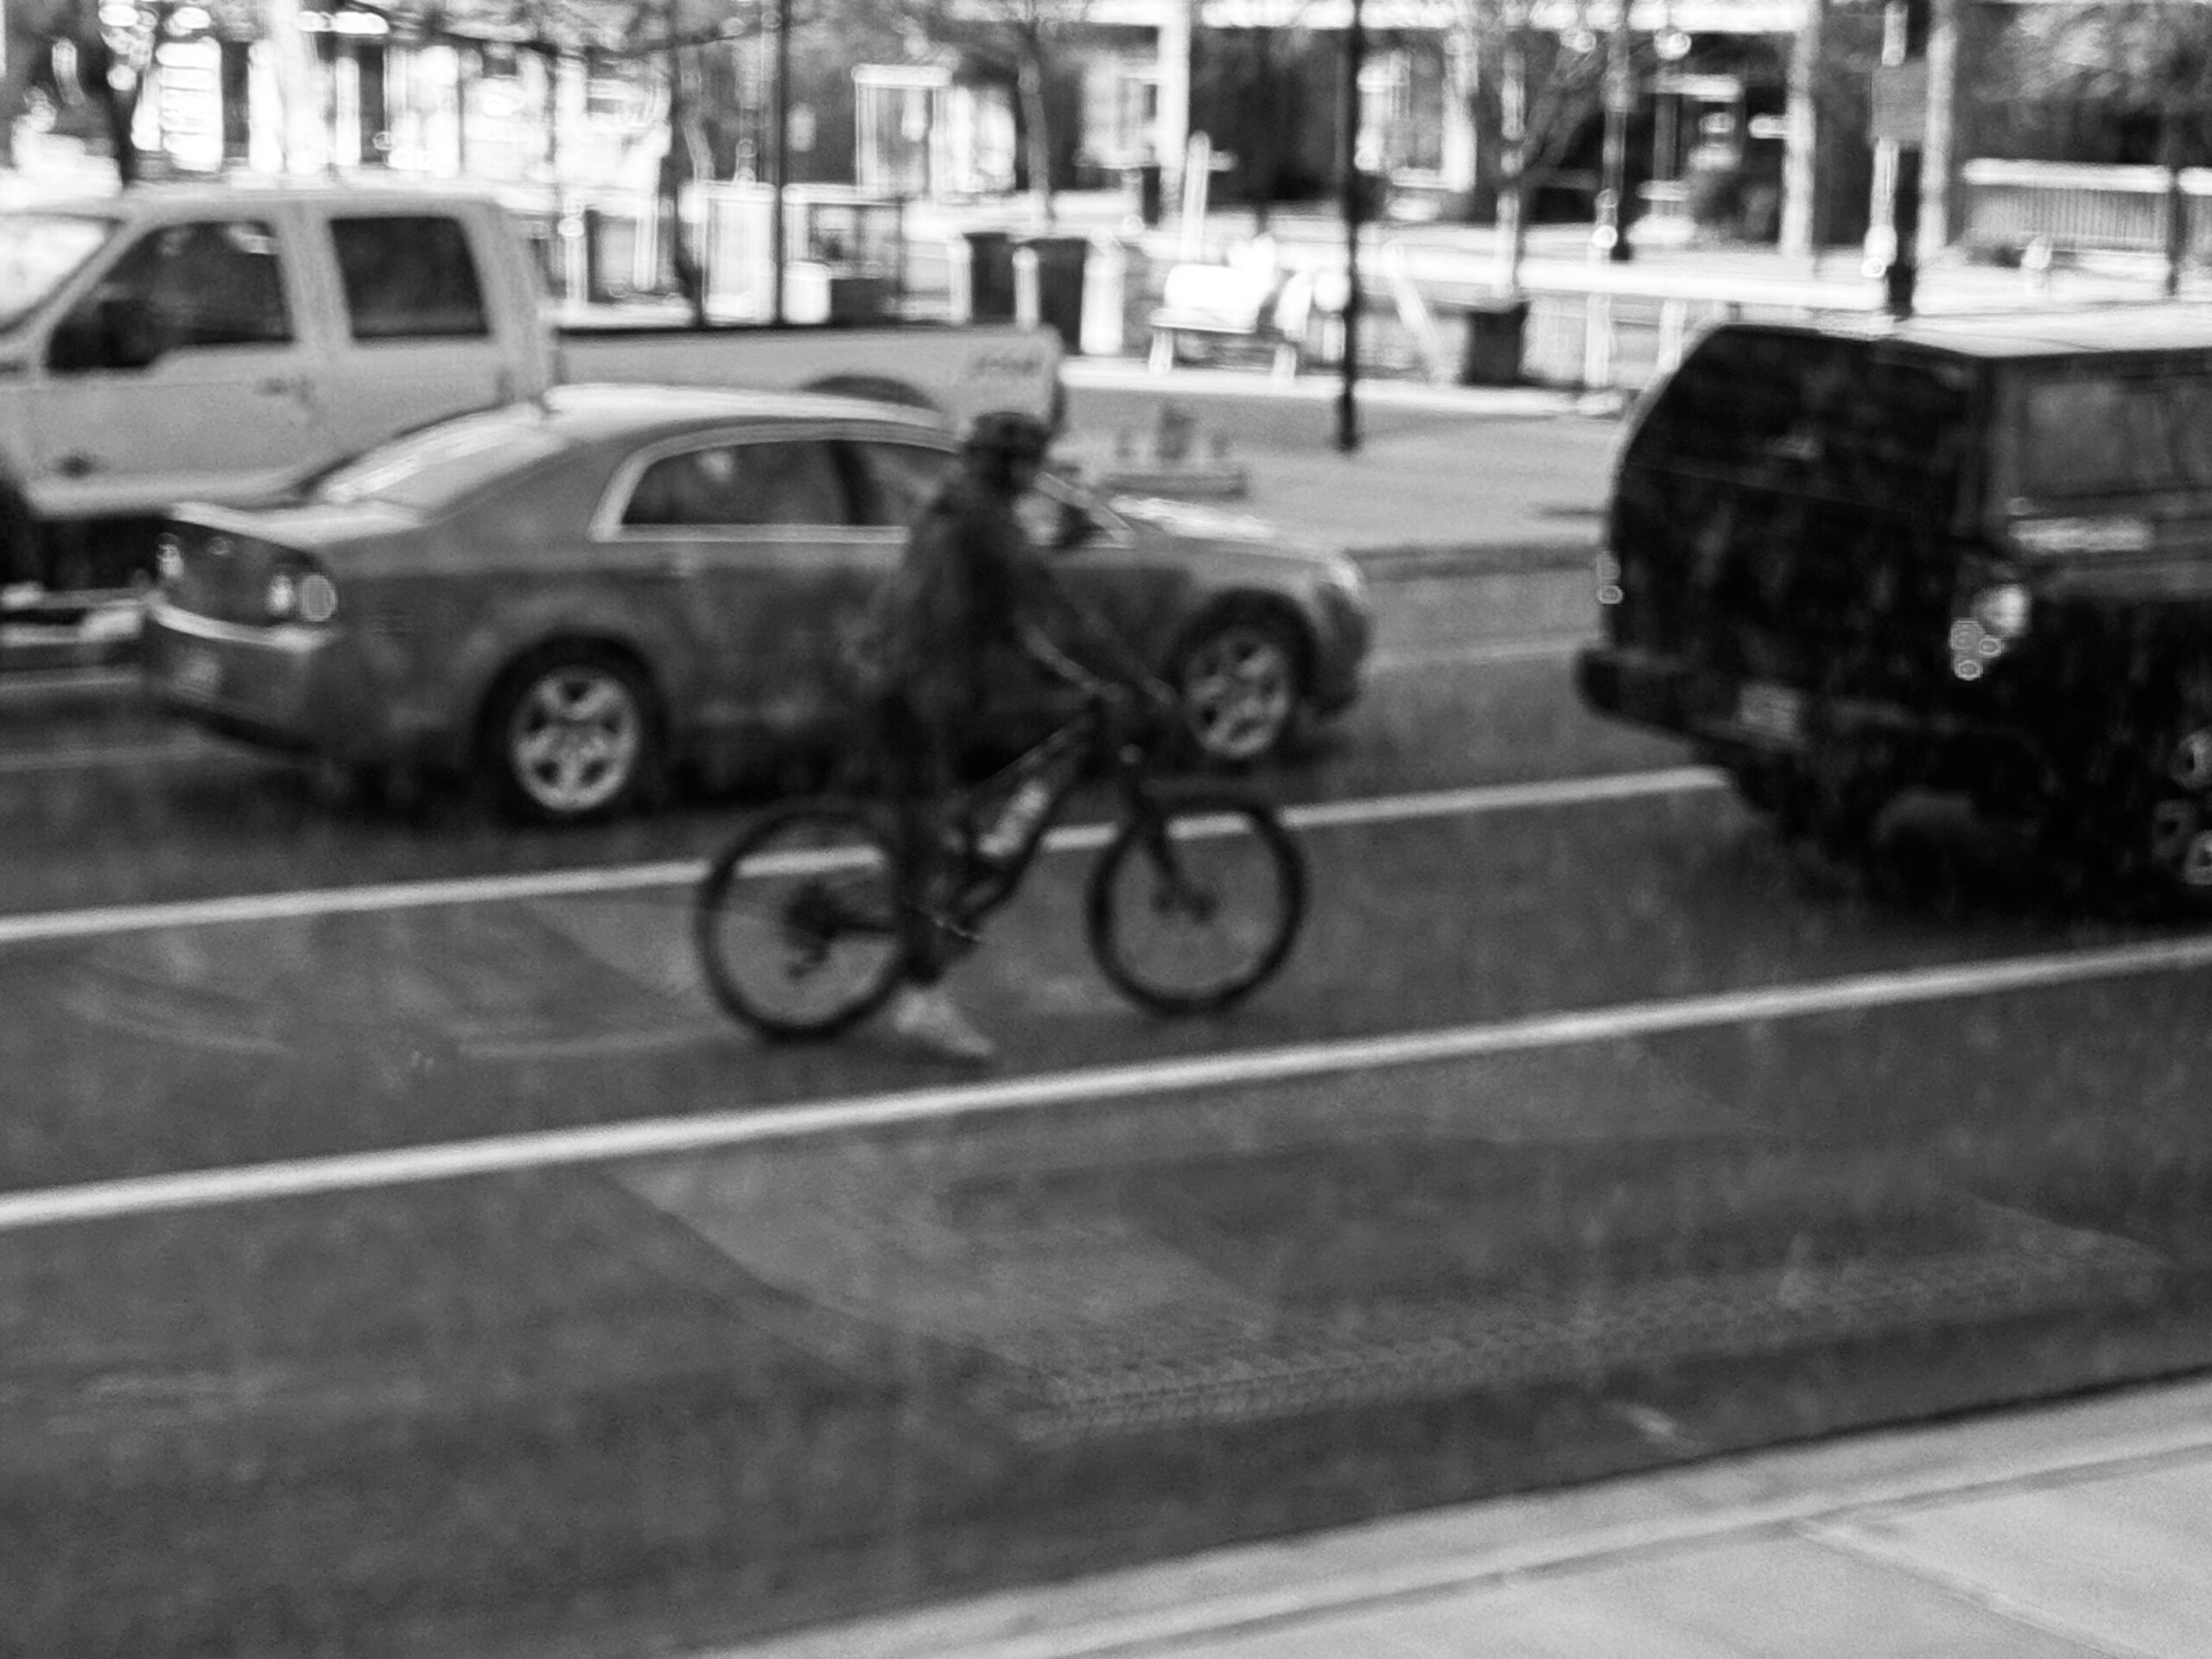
1176 613 1306 766
488 647 658 824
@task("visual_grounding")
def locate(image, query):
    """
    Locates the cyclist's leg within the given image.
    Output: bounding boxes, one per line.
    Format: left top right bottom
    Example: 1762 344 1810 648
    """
876 690 949 983
877 691 995 1060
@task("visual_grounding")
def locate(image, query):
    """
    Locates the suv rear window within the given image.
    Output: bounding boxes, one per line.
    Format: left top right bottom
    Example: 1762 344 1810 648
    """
2012 369 2212 500
1631 331 1976 520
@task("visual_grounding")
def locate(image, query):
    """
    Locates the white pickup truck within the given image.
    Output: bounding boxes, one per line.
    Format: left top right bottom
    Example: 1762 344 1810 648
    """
0 183 1062 601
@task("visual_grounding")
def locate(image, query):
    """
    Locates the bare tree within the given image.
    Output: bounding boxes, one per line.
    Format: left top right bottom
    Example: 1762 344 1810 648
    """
2 0 176 182
1997 0 2212 296
1452 0 1619 295
899 0 1092 226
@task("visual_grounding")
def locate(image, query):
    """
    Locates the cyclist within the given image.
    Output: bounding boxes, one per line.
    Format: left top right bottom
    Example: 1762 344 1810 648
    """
862 408 1170 1063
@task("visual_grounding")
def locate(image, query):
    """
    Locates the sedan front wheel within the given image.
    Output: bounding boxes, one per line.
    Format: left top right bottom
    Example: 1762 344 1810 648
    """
1175 613 1307 767
486 647 659 824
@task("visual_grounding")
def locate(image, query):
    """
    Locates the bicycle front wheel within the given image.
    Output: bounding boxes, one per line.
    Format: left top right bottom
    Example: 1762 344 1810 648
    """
695 798 907 1039
1085 788 1306 1014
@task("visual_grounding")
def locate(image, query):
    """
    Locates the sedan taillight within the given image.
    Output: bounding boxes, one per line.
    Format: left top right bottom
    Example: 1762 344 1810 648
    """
264 559 339 625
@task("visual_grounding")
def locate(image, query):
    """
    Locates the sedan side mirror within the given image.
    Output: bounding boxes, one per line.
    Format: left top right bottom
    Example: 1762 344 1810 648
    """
1054 499 1100 550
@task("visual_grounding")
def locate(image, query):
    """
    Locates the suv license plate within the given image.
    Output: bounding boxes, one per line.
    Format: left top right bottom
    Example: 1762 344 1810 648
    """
1737 681 1804 745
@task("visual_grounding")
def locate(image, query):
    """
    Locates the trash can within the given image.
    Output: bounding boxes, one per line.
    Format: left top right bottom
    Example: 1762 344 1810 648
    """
1020 234 1090 352
1135 162 1165 227
963 230 1018 322
1459 297 1530 387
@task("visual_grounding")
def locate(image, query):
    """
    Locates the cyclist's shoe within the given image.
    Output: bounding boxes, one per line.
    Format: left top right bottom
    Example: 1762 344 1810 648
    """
886 985 997 1065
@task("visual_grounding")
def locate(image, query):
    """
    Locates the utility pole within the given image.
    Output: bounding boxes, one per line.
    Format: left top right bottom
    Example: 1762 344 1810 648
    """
1593 0 1636 261
1338 0 1364 454
1869 0 1930 316
770 0 792 325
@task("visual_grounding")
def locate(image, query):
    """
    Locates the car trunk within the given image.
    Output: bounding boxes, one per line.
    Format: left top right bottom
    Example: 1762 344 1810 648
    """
1608 330 1987 709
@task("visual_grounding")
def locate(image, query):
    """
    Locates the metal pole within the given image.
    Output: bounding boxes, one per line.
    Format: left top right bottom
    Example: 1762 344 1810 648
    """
1594 0 1635 261
1338 0 1364 454
770 0 791 325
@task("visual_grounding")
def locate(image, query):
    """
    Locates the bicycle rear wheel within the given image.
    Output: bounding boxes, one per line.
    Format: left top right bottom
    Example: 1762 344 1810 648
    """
695 798 906 1039
1085 788 1306 1014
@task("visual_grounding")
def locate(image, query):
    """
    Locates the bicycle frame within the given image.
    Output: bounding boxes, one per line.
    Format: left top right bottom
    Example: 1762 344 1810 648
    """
939 689 1158 934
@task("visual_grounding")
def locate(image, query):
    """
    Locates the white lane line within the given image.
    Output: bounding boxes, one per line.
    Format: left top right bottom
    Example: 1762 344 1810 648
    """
0 740 213 775
3 929 2209 1232
1369 636 1589 673
0 668 137 702
0 768 1724 949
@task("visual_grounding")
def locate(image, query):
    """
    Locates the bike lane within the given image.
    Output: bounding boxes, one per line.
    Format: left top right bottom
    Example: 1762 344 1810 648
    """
6 782 2212 1654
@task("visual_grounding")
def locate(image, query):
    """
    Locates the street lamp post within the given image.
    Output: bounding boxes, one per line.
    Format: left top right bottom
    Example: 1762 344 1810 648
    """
769 0 792 326
1338 0 1364 454
1593 0 1636 262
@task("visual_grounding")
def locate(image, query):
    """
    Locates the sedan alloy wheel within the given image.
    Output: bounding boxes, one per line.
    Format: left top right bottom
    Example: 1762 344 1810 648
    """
1178 617 1302 766
493 651 655 823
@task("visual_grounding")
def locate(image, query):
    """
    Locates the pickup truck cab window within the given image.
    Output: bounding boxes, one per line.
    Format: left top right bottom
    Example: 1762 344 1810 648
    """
48 218 291 372
330 215 490 341
29 213 323 512
620 440 849 529
0 212 114 332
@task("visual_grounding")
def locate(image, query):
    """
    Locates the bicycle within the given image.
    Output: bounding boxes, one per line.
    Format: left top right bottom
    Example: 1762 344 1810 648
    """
693 682 1307 1039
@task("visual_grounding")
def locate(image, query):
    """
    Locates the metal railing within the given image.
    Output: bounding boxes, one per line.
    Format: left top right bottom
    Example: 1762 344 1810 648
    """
1959 159 2212 260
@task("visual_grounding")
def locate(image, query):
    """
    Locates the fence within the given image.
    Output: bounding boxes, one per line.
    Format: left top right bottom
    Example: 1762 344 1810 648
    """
1959 159 2212 263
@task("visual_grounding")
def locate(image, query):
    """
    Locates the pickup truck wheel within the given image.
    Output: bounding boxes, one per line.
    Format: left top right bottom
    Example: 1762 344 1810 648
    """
0 476 39 590
1173 611 1309 767
800 375 942 414
484 646 660 825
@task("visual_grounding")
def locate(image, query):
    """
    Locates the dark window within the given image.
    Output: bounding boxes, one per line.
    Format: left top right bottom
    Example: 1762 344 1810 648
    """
2013 368 2212 499
849 440 956 527
621 440 849 528
1634 332 1974 520
331 215 489 341
50 218 291 369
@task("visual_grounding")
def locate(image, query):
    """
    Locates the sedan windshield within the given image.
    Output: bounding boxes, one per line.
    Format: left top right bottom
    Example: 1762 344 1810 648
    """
312 405 572 512
0 212 116 331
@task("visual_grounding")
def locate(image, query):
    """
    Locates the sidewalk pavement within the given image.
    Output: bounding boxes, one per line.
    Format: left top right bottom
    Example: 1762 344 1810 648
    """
729 1371 2212 1658
1057 359 1608 579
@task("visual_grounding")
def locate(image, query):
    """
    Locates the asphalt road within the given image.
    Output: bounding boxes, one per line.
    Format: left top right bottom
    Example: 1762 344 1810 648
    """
5 536 2212 1657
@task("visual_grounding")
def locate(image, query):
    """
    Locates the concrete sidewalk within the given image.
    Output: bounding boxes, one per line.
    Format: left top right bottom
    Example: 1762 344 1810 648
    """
733 1372 2212 1658
1058 360 1609 577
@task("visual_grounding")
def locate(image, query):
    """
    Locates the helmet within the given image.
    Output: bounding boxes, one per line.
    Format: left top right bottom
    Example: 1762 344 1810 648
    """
963 409 1053 464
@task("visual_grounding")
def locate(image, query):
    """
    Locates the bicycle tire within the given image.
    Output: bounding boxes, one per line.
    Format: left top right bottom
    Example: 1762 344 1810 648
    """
695 798 907 1039
1085 787 1306 1014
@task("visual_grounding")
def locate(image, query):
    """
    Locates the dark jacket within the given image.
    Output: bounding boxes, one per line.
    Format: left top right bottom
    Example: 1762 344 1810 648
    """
866 471 1065 721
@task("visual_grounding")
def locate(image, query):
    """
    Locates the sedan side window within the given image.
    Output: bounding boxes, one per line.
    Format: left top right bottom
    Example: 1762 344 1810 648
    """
621 439 850 529
849 441 957 528
48 218 290 372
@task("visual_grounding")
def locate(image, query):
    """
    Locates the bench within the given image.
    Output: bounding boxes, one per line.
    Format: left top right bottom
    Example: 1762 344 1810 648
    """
1146 254 1319 381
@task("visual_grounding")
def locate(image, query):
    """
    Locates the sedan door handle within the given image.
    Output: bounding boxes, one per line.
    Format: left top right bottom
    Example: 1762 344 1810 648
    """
55 452 100 479
255 376 309 401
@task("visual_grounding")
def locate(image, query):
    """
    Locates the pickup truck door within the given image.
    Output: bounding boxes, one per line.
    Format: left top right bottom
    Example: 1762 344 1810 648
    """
596 429 868 748
27 210 327 517
314 210 522 457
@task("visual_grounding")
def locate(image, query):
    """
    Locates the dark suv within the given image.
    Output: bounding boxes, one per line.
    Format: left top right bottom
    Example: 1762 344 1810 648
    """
1576 308 2212 904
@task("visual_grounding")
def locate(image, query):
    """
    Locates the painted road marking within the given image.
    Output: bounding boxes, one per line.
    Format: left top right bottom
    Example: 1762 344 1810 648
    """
0 768 1725 949
1369 636 1589 672
0 740 214 775
1 929 2209 1232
